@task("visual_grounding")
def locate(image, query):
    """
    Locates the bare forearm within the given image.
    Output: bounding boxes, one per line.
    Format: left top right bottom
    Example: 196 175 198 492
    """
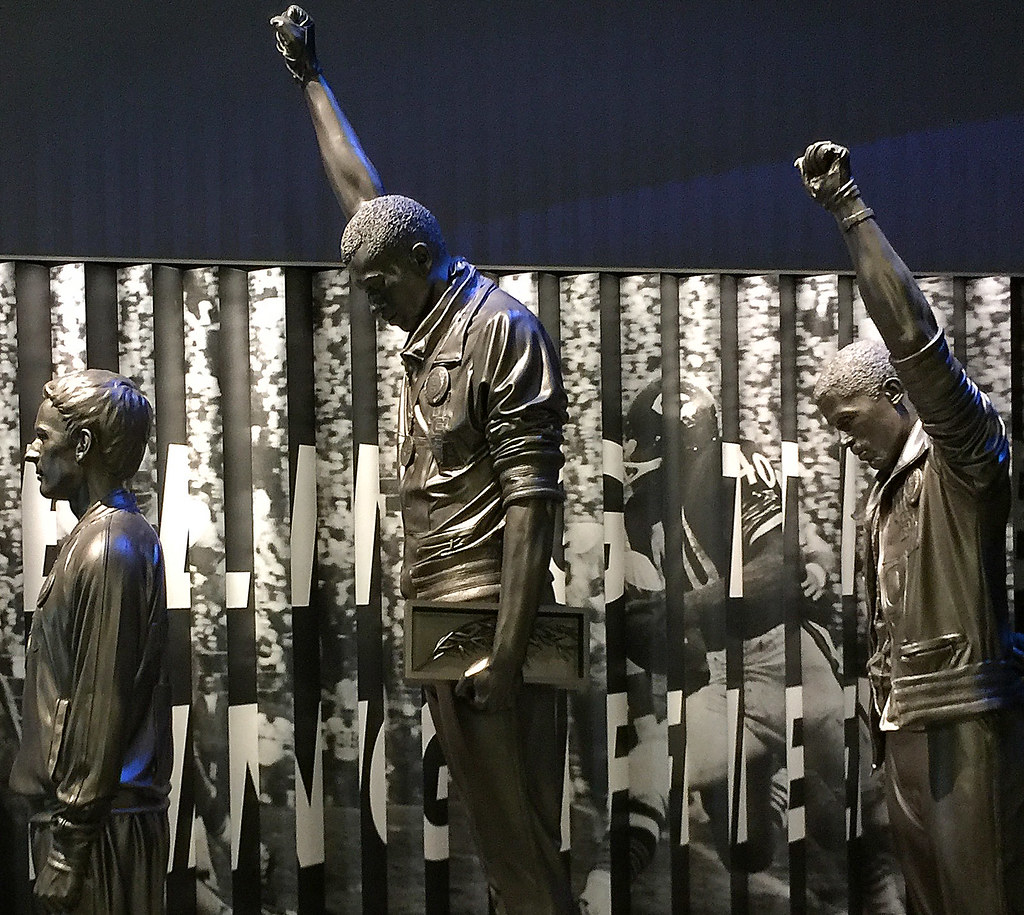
686 545 782 626
831 197 939 359
304 76 384 220
491 500 556 676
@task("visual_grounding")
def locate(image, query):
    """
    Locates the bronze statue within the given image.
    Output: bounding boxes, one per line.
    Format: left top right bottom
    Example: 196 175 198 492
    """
799 141 1024 914
271 8 574 913
9 370 171 914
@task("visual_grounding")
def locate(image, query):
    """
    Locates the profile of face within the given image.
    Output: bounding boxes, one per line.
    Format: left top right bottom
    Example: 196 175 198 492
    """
818 382 909 473
25 399 87 501
348 241 433 332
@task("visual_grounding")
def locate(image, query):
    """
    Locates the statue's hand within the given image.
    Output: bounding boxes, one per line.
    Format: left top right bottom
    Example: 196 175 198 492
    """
270 5 322 84
795 141 860 211
455 661 520 713
34 855 85 913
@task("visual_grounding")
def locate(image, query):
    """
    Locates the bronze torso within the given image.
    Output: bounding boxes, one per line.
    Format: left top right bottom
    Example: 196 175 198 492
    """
864 334 1023 731
11 488 171 813
396 260 566 602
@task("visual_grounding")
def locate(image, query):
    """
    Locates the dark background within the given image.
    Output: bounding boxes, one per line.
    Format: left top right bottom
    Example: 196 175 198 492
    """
2 0 1022 271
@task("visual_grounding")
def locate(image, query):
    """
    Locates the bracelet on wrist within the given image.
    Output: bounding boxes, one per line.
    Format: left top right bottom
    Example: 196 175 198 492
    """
840 207 875 232
826 177 861 211
286 58 322 86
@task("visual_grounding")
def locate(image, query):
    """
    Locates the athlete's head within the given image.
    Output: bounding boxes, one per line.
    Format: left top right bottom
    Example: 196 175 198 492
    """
340 195 450 332
814 340 912 472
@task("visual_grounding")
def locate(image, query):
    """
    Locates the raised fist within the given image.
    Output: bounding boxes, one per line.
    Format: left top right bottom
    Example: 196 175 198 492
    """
794 141 860 212
270 5 322 84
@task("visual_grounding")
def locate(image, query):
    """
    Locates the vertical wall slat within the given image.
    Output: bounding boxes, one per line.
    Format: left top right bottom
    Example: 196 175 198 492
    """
220 266 260 915
117 265 158 523
349 281 389 913
1011 278 1024 635
13 263 51 645
286 266 326 915
84 262 119 371
836 273 863 914
659 272 690 913
49 263 87 377
48 263 85 544
374 312 425 910
559 273 605 905
795 275 851 910
779 275 806 912
0 262 22 680
678 273 724 911
598 271 629 913
312 268 360 913
735 274 787 908
535 272 575 882
248 267 297 913
616 272 665 912
181 265 227 911
718 273 749 913
965 276 1015 626
153 265 197 915
0 260 30 912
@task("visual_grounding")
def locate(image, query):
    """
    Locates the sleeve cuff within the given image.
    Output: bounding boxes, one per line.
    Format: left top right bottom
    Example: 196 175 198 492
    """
891 327 944 366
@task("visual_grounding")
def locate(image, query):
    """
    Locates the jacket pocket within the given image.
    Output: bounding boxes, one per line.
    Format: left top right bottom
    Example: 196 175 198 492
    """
898 632 967 676
46 697 70 782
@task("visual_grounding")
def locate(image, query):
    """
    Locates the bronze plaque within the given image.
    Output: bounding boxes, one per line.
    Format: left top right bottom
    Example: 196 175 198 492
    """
404 600 588 689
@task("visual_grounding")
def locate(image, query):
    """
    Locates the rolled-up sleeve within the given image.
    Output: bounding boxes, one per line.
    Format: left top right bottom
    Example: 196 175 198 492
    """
478 306 567 503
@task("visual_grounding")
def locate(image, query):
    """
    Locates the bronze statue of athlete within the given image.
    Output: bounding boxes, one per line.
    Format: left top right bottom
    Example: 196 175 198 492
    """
10 370 171 914
799 141 1024 915
271 8 574 913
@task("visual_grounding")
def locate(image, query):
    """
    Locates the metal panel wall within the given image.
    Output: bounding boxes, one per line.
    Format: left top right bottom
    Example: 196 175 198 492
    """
0 260 1018 914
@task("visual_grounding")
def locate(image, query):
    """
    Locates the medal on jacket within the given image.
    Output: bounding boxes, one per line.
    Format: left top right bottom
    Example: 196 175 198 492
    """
424 366 451 406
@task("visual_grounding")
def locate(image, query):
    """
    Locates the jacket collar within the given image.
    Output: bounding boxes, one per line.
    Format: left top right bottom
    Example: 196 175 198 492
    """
67 487 139 535
866 419 929 517
399 259 493 374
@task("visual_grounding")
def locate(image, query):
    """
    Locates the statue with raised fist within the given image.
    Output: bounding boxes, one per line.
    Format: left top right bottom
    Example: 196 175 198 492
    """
799 141 1024 915
271 9 574 913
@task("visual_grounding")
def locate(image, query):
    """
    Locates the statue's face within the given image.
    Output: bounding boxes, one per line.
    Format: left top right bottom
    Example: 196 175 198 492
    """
26 400 85 500
818 389 907 473
349 244 431 332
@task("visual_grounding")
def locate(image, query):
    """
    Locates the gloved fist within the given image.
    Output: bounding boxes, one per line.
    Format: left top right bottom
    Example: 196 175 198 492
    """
270 5 322 84
794 141 861 212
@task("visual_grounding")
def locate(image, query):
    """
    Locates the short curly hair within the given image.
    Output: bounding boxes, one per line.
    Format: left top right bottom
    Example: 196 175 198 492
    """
813 339 896 404
44 370 153 481
339 195 447 266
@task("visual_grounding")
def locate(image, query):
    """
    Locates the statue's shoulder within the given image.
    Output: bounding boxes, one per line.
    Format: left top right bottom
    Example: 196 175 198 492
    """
74 504 161 571
471 284 543 336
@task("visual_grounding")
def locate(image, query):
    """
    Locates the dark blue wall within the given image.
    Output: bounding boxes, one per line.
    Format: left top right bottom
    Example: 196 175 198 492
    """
2 1 1022 271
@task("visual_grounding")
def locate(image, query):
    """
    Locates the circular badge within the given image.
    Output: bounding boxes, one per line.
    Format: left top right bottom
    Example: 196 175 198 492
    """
424 365 451 406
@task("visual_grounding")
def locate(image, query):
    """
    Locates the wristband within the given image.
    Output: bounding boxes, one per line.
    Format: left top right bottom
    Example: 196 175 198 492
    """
285 56 323 86
826 177 861 210
840 207 875 232
51 814 98 871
